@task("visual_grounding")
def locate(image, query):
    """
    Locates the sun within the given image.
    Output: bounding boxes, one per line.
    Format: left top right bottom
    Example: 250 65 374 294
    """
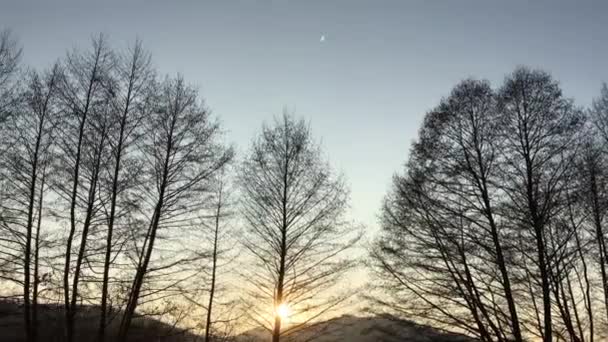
276 303 291 320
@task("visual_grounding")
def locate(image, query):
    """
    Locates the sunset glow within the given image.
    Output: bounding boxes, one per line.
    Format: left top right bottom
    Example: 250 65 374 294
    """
1 2 606 341
276 303 291 321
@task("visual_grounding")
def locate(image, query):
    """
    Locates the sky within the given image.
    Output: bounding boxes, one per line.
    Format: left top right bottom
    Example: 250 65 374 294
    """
1 0 607 235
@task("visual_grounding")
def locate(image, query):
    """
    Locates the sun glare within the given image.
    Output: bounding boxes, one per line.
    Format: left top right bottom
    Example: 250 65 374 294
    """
276 303 291 320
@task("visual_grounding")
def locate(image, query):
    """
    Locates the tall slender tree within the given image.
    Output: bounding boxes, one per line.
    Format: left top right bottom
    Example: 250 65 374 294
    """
239 114 360 342
55 34 114 342
96 40 153 342
117 76 233 341
1 63 60 342
202 167 235 342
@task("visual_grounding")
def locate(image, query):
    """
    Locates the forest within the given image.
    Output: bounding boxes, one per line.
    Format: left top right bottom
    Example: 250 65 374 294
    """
1 29 608 342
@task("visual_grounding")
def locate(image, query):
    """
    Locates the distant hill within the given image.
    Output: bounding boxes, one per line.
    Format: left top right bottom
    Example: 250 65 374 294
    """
1 300 476 341
236 314 477 342
0 300 200 342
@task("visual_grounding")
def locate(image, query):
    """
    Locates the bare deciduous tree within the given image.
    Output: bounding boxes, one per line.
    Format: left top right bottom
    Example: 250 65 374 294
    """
372 79 518 341
0 29 21 124
587 85 608 324
496 67 584 342
55 34 114 342
203 167 234 342
0 29 22 249
239 113 360 342
372 68 588 342
95 39 153 342
116 75 233 341
0 64 60 342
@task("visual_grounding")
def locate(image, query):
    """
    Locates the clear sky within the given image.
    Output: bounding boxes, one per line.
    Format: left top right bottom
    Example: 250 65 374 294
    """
2 0 607 233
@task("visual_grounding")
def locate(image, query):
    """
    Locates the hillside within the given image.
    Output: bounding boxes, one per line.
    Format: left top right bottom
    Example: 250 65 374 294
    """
236 314 476 342
1 300 476 341
0 300 199 342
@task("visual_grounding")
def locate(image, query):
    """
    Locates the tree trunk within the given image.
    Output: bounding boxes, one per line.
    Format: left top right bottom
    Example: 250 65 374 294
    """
97 101 129 342
23 104 47 342
67 134 105 341
63 56 99 342
32 169 46 342
589 169 608 325
118 116 173 342
476 173 522 341
272 143 289 342
118 204 161 342
23 146 39 342
204 185 223 342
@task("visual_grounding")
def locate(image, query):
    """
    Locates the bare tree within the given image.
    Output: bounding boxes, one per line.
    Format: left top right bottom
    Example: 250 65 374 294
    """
0 29 22 251
0 63 61 342
116 75 233 341
31 149 51 342
585 86 608 325
372 68 588 341
239 113 360 342
496 67 584 342
203 167 234 342
590 84 608 144
95 39 153 342
162 164 241 342
54 34 114 342
372 79 524 341
0 29 21 124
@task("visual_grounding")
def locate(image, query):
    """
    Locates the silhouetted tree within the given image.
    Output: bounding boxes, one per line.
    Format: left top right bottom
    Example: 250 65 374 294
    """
0 29 21 124
0 30 239 342
201 166 236 342
239 114 360 342
373 67 587 342
586 85 608 324
0 29 22 253
95 40 154 342
54 34 114 342
372 79 517 341
496 67 584 342
0 63 60 342
117 75 233 341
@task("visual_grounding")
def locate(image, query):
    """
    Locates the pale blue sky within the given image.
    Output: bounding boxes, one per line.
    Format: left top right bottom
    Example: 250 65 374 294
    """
2 0 607 231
